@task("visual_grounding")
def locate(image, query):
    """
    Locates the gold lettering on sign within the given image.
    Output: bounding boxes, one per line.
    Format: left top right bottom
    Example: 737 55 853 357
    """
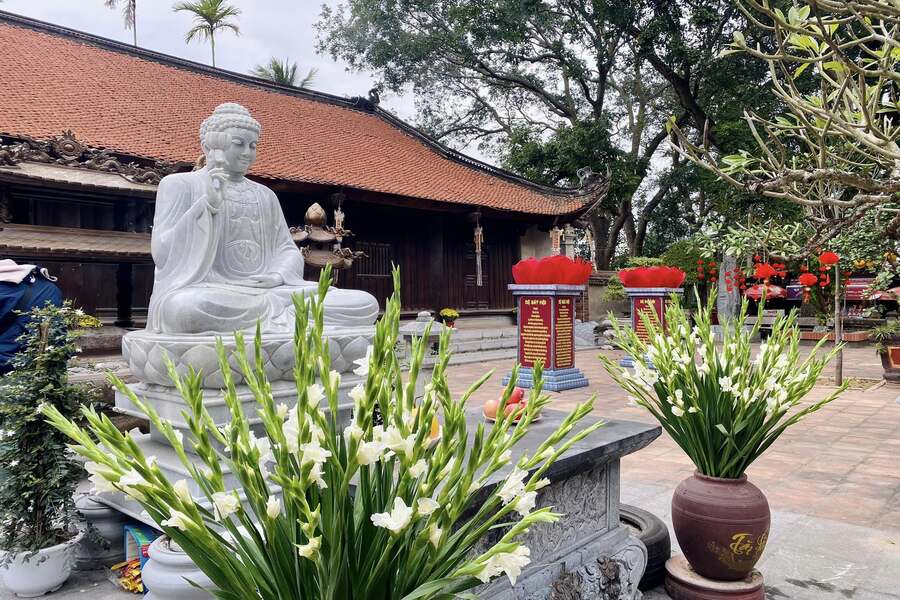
633 298 658 342
555 298 573 369
520 298 550 366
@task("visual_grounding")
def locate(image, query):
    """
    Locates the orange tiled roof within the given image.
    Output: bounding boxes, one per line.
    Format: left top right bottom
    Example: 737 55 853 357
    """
0 13 595 216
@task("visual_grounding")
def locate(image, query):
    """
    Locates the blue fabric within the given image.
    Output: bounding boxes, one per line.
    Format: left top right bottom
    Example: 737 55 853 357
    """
0 275 63 372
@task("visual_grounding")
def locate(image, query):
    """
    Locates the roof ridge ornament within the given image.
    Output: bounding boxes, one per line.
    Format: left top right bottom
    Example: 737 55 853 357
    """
0 132 184 185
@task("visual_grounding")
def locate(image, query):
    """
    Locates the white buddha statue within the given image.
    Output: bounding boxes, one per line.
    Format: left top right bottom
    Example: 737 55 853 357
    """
147 103 379 334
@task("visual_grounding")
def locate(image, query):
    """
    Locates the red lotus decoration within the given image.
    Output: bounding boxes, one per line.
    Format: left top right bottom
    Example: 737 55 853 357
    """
798 273 819 287
744 283 786 300
511 255 593 285
818 251 840 265
618 266 686 289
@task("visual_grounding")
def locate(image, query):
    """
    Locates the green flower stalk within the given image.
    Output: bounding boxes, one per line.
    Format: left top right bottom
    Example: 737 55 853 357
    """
601 290 847 479
45 267 603 599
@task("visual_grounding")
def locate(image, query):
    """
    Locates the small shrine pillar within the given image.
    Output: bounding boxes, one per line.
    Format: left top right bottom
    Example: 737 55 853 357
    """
504 284 589 391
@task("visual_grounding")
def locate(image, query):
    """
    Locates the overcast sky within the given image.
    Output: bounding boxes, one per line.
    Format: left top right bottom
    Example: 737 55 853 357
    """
1 1 489 156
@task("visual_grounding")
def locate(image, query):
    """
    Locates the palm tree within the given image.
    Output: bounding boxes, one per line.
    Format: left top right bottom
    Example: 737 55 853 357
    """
106 0 137 46
172 0 240 68
251 58 317 88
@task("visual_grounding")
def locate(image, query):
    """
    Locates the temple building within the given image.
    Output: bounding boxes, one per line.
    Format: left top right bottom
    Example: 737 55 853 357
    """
0 11 605 327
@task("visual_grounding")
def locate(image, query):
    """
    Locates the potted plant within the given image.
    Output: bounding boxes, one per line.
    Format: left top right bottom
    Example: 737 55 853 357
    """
601 292 846 581
439 307 459 328
0 303 100 597
45 270 603 599
870 320 900 382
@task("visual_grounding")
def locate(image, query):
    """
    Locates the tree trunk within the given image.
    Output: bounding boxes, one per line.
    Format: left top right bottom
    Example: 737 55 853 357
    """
211 33 216 67
834 264 843 385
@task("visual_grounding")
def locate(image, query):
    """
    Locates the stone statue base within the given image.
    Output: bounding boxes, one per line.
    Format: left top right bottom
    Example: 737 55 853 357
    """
502 366 589 392
123 327 373 388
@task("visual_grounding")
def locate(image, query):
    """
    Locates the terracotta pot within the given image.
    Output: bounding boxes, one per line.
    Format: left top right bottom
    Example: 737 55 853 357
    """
880 344 900 382
671 472 769 581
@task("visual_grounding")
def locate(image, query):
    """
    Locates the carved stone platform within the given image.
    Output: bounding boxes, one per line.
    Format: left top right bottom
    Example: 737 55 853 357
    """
665 555 764 600
122 326 373 387
472 412 661 600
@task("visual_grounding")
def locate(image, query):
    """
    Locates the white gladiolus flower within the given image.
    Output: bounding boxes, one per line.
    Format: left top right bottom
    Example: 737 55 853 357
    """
308 462 328 489
409 459 428 478
671 406 685 417
283 410 300 454
416 497 439 516
718 376 734 392
428 525 443 548
173 430 184 446
306 383 325 408
497 449 512 465
674 389 683 404
512 491 537 516
534 478 551 490
344 421 364 441
349 383 366 413
212 492 240 519
356 440 386 466
380 426 416 458
119 469 144 488
371 497 413 533
173 479 193 504
161 510 193 532
475 545 531 585
296 536 320 560
353 346 374 376
299 441 332 466
497 467 527 504
266 496 281 519
276 403 289 419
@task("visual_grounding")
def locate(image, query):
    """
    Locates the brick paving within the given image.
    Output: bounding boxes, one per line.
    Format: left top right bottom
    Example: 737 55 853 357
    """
449 344 900 533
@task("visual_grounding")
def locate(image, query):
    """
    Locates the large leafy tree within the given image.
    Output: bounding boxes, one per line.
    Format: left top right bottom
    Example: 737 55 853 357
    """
105 0 138 46
317 0 772 267
251 58 317 88
173 0 241 68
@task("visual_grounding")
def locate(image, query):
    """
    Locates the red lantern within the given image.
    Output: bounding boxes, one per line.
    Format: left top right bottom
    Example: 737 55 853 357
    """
800 264 808 272
798 273 818 287
754 263 777 280
818 251 840 265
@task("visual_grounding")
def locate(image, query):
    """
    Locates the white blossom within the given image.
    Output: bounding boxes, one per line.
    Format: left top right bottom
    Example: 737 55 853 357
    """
344 421 364 441
306 384 325 408
416 497 440 516
428 525 443 548
356 440 386 466
276 403 289 419
296 536 321 560
371 497 413 533
353 346 374 376
161 510 193 532
299 441 332 466
497 467 527 504
512 491 537 516
409 459 428 478
475 546 531 585
266 496 281 519
308 462 328 489
212 492 240 519
173 479 193 504
380 426 416 458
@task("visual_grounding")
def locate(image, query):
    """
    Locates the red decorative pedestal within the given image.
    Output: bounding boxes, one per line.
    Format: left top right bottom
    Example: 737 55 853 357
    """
620 287 683 367
504 284 588 391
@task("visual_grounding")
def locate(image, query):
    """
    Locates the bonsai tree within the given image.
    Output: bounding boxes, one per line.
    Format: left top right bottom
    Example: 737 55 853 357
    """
45 269 603 598
0 303 100 561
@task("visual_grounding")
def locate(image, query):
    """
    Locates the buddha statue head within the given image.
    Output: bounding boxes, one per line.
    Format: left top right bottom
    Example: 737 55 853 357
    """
199 103 262 177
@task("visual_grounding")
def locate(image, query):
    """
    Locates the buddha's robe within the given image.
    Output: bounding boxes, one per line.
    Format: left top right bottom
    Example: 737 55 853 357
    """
147 169 378 334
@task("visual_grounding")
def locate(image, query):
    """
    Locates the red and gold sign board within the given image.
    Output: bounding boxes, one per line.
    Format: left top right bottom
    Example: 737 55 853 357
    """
555 297 574 369
518 295 552 368
508 284 588 391
632 296 665 342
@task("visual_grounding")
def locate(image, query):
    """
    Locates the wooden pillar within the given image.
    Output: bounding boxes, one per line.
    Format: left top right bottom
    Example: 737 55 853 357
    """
115 262 134 328
429 218 445 312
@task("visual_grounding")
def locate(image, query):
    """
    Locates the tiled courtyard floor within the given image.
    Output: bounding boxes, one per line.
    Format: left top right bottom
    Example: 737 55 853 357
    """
449 344 900 599
3 343 897 599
